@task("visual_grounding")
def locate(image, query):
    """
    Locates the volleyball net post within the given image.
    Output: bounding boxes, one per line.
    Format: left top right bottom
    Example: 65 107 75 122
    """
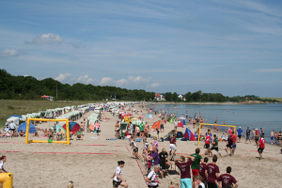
197 123 236 147
25 118 70 145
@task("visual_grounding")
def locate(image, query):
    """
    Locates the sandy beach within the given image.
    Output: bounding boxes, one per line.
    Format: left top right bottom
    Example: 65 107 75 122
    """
1 104 282 188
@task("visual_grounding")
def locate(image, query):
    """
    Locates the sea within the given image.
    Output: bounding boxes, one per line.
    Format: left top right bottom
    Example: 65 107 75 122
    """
147 103 282 143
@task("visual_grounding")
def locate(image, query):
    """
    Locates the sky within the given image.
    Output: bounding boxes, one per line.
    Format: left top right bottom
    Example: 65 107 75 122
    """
0 0 281 97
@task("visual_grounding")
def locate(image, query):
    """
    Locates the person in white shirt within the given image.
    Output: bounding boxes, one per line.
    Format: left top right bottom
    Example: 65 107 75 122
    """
195 175 205 188
111 161 128 188
146 165 161 188
8 121 16 137
0 155 7 173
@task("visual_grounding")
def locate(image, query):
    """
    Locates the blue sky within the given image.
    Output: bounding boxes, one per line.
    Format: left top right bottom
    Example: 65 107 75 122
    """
0 0 281 97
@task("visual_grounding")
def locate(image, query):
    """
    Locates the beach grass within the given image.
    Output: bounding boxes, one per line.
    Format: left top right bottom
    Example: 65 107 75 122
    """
0 100 96 127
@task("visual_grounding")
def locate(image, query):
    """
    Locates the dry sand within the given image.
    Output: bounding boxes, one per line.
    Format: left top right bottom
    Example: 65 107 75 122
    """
1 105 282 188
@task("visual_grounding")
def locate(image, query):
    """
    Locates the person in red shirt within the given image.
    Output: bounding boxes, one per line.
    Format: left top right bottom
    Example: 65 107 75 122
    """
228 128 233 136
258 134 265 160
204 134 211 156
255 128 260 147
205 155 220 188
175 155 195 188
216 166 239 188
231 131 237 156
198 157 209 188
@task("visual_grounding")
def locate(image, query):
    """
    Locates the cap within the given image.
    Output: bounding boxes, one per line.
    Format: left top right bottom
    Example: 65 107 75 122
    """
239 126 241 128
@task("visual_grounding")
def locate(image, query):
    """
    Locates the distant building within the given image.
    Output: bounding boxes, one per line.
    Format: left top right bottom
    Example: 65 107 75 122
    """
155 93 165 101
178 94 186 101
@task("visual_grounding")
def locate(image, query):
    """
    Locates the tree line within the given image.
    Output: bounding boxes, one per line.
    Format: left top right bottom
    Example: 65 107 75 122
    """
0 69 155 101
0 69 277 103
163 91 278 103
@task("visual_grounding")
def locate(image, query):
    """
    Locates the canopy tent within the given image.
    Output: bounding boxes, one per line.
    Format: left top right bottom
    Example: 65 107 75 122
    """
151 120 161 130
63 122 80 134
17 122 36 133
183 128 196 141
6 117 20 125
56 125 66 133
177 121 184 128
41 95 49 98
8 115 22 119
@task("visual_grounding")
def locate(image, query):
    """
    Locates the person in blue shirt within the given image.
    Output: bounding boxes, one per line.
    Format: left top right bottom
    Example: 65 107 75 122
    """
236 127 243 143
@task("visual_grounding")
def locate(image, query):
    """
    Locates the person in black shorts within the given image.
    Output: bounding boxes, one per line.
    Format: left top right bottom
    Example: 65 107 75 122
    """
158 148 169 179
160 124 164 133
225 135 233 156
210 135 222 158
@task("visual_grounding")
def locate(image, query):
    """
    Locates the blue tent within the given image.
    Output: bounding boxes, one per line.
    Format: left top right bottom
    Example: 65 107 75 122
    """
17 122 36 133
146 114 153 118
8 114 22 118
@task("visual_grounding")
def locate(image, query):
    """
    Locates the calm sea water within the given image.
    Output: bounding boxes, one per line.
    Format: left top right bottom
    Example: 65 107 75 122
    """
148 103 282 143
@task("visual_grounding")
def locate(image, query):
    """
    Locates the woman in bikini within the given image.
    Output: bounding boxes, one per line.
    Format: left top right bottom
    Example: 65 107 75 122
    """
43 129 48 137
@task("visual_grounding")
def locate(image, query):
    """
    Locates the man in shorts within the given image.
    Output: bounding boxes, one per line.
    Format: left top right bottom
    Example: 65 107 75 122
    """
216 166 239 188
191 148 204 187
231 131 237 156
258 134 265 160
8 121 16 137
209 135 222 158
205 155 219 188
255 128 260 147
175 155 195 188
169 134 177 159
225 135 233 156
245 127 251 144
236 127 243 143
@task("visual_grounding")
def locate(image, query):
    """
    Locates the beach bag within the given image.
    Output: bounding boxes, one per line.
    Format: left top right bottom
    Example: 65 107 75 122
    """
176 131 183 138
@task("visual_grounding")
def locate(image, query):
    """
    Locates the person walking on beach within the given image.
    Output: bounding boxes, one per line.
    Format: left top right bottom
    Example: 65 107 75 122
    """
271 130 274 145
169 134 177 159
245 127 251 144
146 165 161 188
255 129 260 147
111 161 128 188
236 127 243 143
205 155 220 188
175 155 195 188
130 136 142 160
252 128 255 141
258 134 265 160
216 166 239 188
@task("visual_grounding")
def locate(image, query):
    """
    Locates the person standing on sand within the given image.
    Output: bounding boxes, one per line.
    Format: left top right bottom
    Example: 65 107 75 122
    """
236 127 243 143
209 135 222 158
260 128 264 136
274 132 278 145
258 134 265 160
278 131 282 146
252 128 256 141
271 130 274 145
205 155 220 188
115 121 120 138
169 134 177 159
231 131 237 156
245 127 251 144
175 155 195 188
191 148 204 188
255 129 260 147
216 166 239 188
199 157 208 188
111 161 128 188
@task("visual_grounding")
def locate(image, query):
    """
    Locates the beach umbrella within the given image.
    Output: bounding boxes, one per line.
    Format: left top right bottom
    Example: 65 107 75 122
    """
41 95 49 98
178 117 186 120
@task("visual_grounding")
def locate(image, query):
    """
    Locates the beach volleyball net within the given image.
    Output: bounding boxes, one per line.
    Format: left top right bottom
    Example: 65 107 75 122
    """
197 123 236 147
25 118 70 145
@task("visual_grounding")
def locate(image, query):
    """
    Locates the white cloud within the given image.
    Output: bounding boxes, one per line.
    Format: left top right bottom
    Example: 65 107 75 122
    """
27 33 63 44
100 77 113 85
0 49 21 57
55 73 71 82
254 68 282 73
116 79 127 87
148 83 160 88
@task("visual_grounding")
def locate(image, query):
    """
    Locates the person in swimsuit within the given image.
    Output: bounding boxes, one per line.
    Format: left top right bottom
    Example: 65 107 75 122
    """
274 132 278 145
57 129 63 141
115 121 120 138
19 130 25 137
130 136 141 159
278 131 282 146
271 130 274 145
111 161 128 188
